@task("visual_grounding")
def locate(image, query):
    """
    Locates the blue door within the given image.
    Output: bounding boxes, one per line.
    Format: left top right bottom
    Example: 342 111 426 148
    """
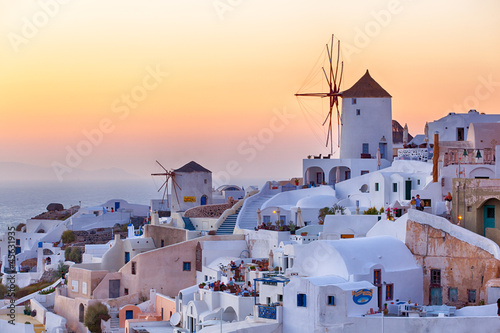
126 310 133 320
115 201 120 211
484 205 495 235
430 287 442 305
125 252 130 264
201 195 207 206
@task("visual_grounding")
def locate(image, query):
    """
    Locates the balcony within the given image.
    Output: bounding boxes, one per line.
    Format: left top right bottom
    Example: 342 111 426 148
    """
443 148 494 167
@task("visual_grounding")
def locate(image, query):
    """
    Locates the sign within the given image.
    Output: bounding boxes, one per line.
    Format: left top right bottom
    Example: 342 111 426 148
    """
184 196 196 202
352 289 373 305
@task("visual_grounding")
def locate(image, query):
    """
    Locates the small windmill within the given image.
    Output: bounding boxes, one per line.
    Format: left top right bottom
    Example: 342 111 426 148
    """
295 34 344 154
151 160 182 209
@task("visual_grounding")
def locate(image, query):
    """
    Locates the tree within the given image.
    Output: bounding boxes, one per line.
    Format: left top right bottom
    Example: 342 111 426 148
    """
84 302 110 333
61 230 75 244
56 261 69 279
318 204 346 224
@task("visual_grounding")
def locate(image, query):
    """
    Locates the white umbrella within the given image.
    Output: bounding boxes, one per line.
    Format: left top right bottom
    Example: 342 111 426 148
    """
256 208 262 225
336 166 340 183
376 147 381 170
403 123 408 145
424 122 429 144
296 207 304 227
276 208 280 222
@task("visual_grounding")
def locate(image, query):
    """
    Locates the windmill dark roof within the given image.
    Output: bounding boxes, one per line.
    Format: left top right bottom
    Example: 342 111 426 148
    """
174 161 211 173
341 70 391 98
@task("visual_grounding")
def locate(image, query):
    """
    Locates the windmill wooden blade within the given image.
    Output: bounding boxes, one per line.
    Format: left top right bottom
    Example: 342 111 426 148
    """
156 160 168 172
294 34 343 154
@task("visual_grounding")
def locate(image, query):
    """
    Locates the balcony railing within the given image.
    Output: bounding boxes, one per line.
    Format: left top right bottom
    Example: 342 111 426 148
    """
258 305 277 320
443 148 495 167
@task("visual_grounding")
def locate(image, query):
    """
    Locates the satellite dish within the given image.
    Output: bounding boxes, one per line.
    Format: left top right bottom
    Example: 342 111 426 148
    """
170 312 181 326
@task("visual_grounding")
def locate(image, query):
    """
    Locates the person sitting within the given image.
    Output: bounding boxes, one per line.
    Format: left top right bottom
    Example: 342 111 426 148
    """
228 277 234 286
415 195 424 211
242 288 250 297
220 283 226 291
247 281 254 293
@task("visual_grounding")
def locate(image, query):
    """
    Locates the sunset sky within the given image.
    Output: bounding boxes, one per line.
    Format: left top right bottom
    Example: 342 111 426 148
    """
1 0 499 186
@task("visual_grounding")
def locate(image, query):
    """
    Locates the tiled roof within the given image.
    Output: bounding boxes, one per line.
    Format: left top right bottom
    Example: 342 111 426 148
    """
174 161 211 173
342 70 391 98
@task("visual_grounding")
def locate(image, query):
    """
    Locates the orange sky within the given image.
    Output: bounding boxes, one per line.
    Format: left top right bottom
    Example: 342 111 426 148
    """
1 0 499 185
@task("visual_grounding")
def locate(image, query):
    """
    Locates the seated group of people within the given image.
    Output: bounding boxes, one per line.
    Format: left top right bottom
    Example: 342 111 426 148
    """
206 279 254 296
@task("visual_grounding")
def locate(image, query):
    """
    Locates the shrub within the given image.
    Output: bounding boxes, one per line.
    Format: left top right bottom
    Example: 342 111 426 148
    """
364 207 380 215
64 248 72 261
84 302 110 333
61 230 75 244
69 247 82 263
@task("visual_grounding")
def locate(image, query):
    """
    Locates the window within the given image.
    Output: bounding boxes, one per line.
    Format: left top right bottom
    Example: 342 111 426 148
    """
467 289 476 303
375 183 379 191
131 262 136 275
278 294 283 302
356 109 361 115
124 288 129 295
467 206 472 212
328 296 335 306
264 216 271 223
280 216 286 224
374 269 381 285
362 143 369 154
487 207 495 219
297 293 307 307
183 262 191 271
430 269 441 285
82 282 87 295
71 280 79 293
352 98 357 104
393 183 397 192
457 128 464 141
16 239 20 246
417 179 421 185
386 284 394 301
204 179 207 184
361 170 369 175
449 288 458 302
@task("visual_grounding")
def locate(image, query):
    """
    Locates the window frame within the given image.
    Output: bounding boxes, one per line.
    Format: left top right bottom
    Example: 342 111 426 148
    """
297 293 307 307
327 295 335 306
183 261 192 271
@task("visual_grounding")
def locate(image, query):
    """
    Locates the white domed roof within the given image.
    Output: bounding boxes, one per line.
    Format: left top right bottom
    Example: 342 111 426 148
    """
296 195 338 209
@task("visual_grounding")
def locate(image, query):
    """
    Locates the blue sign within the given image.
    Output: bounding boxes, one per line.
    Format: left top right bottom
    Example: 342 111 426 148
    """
352 289 373 305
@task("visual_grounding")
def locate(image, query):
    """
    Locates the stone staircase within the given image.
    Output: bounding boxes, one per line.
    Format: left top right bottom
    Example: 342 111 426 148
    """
216 209 240 235
182 216 196 231
108 309 120 333
236 194 275 230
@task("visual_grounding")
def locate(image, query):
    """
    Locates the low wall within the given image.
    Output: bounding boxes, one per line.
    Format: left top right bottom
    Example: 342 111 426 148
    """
184 199 237 218
30 299 46 326
350 315 500 332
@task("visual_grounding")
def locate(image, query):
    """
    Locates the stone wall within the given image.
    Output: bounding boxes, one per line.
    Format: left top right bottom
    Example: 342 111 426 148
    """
406 219 500 306
143 225 188 248
184 198 237 218
73 228 126 245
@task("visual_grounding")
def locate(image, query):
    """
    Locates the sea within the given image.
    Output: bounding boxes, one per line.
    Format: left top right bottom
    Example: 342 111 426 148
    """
0 180 161 233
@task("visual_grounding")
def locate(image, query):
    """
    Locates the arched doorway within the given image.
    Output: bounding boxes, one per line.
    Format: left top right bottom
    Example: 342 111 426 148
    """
305 167 325 186
222 306 237 322
79 303 84 322
201 195 207 206
480 198 500 236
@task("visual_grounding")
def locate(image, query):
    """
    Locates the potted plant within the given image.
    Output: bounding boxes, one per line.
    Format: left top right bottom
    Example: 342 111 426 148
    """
294 178 299 186
24 303 31 315
289 223 296 235
198 282 206 289
300 232 308 236
383 303 388 315
250 266 256 271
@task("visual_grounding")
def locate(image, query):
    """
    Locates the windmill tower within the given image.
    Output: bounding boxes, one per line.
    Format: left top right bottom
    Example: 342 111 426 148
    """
339 70 392 161
170 161 212 212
